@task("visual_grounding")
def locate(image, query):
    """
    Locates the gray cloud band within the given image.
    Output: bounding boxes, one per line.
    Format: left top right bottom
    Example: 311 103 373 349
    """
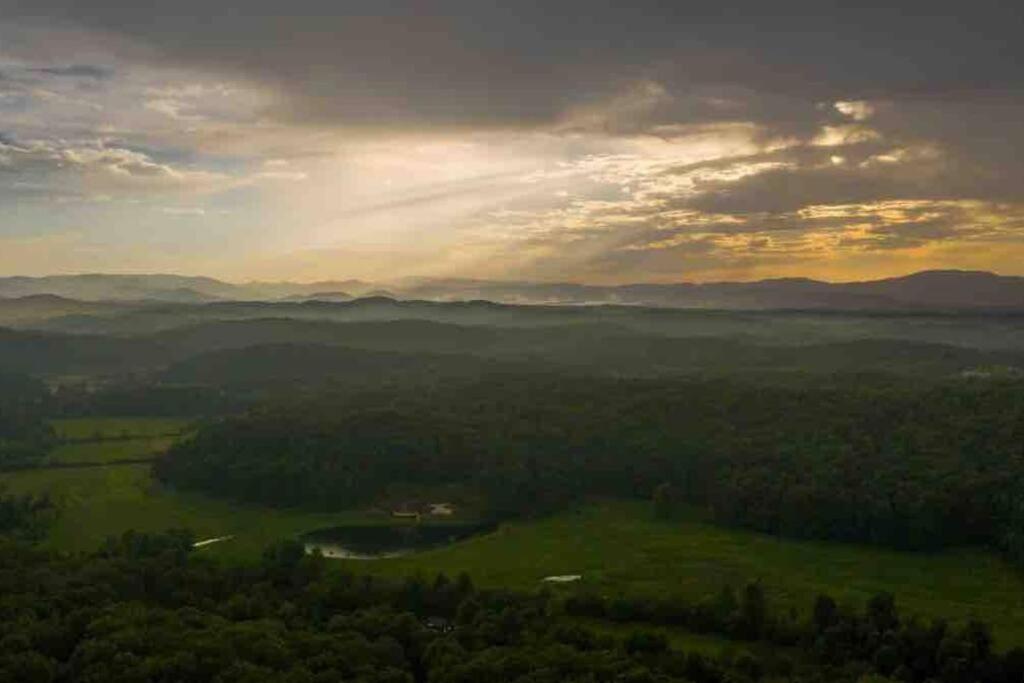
4 1 1022 129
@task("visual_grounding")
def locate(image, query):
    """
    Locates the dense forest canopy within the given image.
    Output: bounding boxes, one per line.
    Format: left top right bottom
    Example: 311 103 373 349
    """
156 376 1024 560
0 372 56 466
1 522 1023 683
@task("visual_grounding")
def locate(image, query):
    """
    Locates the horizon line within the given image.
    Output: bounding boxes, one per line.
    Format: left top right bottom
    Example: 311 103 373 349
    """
0 267 1020 289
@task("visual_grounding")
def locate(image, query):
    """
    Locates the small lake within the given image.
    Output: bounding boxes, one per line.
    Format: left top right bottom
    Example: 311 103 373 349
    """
302 522 496 559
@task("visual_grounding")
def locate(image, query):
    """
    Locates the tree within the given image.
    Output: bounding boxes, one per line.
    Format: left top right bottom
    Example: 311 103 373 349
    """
652 482 678 520
739 581 767 639
714 586 739 625
624 630 668 656
813 594 838 632
866 592 898 633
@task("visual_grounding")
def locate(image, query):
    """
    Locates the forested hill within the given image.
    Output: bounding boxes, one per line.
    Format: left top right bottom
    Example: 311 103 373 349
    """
7 289 1024 351
157 376 1024 562
160 344 558 389
2 321 1023 382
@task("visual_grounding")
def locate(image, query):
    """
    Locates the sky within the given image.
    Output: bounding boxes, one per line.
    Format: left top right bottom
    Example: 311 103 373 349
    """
1 2 1023 284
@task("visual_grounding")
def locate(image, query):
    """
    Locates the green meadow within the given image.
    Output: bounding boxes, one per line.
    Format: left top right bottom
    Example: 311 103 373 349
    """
45 436 179 465
0 463 387 561
362 501 1024 648
35 417 191 465
50 417 192 441
5 448 1024 648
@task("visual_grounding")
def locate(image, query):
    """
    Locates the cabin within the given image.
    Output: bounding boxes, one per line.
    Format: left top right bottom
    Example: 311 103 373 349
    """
428 502 455 516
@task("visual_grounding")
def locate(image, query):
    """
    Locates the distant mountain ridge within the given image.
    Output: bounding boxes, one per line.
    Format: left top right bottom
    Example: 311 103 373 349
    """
2 270 1024 310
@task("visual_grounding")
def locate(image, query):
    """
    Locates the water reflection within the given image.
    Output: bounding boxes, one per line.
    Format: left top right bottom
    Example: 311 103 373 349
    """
302 522 496 559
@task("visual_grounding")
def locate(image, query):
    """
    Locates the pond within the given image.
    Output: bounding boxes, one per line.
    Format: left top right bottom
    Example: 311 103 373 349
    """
301 521 497 559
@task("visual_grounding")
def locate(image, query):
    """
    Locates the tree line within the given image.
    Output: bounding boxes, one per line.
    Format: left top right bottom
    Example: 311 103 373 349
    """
0 372 56 467
156 375 1024 563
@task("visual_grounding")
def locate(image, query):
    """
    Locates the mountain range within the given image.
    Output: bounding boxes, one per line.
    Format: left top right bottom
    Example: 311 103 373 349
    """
2 270 1024 310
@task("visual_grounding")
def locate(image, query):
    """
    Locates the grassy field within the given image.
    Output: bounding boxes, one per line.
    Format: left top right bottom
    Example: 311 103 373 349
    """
361 501 1024 648
0 463 388 562
5 449 1024 648
51 417 192 441
45 437 179 465
39 417 190 465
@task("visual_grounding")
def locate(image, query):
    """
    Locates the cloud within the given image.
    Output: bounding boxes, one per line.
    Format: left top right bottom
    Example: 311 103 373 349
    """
482 198 1024 283
160 206 206 216
811 124 881 147
0 136 231 193
554 80 673 134
7 3 1023 131
144 98 195 120
31 64 113 80
443 120 1024 282
0 3 1022 282
834 100 875 121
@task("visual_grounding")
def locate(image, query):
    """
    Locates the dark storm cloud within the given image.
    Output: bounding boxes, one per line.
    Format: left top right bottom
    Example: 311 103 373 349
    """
5 1 1022 130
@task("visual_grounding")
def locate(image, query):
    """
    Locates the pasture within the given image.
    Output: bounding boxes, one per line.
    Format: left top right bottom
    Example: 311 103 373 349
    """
50 417 192 441
6 448 1024 648
45 436 179 465
363 501 1024 648
1 463 383 561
